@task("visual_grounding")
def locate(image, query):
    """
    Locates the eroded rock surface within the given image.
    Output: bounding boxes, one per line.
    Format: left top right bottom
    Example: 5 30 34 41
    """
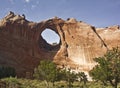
0 12 120 78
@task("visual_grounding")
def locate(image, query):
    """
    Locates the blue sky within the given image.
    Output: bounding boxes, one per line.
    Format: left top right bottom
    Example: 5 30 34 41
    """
0 0 120 44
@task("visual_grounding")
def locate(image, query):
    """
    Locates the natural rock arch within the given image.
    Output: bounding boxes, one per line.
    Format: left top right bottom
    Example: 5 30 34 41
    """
0 12 120 79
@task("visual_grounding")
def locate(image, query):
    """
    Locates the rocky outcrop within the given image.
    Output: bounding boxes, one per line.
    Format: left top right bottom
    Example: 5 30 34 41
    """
0 12 120 78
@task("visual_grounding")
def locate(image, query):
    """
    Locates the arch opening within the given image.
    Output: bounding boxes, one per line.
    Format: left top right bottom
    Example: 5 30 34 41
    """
40 28 60 51
41 29 60 45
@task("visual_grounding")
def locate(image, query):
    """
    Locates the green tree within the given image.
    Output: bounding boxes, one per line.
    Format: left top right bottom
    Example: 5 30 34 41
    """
77 72 88 87
89 47 120 88
33 60 58 88
58 68 77 88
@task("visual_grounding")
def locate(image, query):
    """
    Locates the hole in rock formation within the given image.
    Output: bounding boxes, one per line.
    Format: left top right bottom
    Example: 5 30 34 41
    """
41 29 60 45
40 28 60 51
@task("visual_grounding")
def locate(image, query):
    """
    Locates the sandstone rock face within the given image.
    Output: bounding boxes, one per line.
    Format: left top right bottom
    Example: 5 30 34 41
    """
0 12 120 78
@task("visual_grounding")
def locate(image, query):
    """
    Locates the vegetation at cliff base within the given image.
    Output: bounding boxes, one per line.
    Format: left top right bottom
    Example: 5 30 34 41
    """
33 60 88 88
0 66 16 79
0 47 120 88
89 47 120 88
1 77 120 88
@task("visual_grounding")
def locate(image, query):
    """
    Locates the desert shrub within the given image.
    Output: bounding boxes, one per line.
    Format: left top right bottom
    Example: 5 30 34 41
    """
0 66 16 79
89 47 120 88
33 60 58 87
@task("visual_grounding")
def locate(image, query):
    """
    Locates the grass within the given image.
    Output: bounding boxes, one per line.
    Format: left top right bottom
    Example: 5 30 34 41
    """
1 77 120 88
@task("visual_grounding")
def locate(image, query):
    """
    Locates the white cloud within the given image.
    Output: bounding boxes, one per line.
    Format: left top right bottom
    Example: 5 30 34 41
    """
25 0 30 3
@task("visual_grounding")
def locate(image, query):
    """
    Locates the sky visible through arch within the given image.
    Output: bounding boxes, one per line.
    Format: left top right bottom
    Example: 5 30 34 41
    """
0 0 120 44
41 29 60 44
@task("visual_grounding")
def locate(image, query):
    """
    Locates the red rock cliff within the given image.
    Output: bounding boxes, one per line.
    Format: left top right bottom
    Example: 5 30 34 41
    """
0 12 120 78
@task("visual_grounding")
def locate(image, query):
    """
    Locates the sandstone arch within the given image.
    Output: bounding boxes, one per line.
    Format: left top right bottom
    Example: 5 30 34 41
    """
0 12 120 78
